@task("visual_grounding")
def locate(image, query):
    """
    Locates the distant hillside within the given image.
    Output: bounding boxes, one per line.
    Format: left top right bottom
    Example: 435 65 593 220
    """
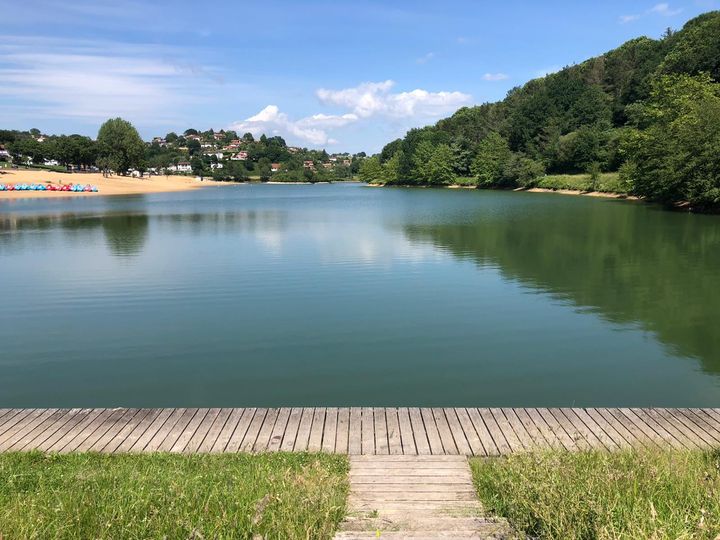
363 11 720 209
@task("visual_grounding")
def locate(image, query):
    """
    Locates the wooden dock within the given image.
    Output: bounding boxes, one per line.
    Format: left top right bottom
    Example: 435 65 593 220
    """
1 408 719 455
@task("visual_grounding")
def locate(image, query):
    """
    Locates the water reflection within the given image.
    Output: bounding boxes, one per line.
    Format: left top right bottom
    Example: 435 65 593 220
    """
402 196 720 374
0 209 289 258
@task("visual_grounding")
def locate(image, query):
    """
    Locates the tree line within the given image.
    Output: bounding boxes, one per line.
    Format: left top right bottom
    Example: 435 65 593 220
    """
361 11 720 210
1 121 366 182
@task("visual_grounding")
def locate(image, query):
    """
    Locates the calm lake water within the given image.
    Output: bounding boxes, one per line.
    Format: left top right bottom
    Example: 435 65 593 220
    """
2 183 720 407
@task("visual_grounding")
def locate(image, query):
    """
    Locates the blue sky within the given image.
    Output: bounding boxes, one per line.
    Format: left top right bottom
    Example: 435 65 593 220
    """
1 0 716 152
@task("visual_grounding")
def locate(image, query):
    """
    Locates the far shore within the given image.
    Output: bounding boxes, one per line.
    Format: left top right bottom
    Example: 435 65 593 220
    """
0 169 225 200
366 182 640 200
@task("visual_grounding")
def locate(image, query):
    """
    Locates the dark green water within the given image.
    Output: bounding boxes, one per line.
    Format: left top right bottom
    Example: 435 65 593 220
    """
1 183 719 407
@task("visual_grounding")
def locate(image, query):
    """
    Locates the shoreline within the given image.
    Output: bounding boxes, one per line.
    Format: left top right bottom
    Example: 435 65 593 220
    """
367 182 638 200
0 169 225 200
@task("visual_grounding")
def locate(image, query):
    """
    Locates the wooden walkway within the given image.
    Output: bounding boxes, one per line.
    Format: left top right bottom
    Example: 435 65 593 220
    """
1 408 719 455
335 456 515 539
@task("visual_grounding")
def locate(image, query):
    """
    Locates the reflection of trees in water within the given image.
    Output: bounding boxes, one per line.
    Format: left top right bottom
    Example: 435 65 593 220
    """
0 210 288 256
101 215 149 257
403 198 720 374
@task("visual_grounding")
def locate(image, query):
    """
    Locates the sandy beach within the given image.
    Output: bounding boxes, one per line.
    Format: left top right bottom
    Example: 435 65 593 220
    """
0 169 223 200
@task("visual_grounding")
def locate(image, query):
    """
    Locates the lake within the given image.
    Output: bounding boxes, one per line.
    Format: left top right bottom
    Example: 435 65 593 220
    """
2 183 719 407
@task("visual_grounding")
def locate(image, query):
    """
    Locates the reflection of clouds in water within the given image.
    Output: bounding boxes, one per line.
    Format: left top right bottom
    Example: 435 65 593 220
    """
255 229 284 256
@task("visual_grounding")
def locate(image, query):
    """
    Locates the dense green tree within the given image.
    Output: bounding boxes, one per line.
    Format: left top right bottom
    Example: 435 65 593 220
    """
96 118 145 175
624 73 720 207
425 144 455 184
382 151 403 184
358 156 384 184
502 153 546 188
470 133 512 186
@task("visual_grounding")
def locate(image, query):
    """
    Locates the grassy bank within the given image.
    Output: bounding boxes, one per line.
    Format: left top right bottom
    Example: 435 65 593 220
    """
471 450 720 539
0 452 348 539
535 172 627 194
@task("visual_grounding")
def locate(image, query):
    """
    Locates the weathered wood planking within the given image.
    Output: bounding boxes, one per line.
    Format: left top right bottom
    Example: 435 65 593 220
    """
0 408 718 455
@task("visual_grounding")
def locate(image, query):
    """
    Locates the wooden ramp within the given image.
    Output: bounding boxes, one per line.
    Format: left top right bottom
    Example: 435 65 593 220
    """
334 455 515 539
1 408 719 455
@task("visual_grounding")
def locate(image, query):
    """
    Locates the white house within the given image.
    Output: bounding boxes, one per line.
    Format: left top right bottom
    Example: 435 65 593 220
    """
231 151 248 160
168 161 192 172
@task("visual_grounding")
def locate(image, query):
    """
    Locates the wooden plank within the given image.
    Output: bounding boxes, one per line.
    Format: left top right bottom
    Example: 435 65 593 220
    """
75 408 134 453
443 408 472 455
611 408 665 449
322 407 338 453
478 408 511 454
408 408 430 455
580 408 627 450
35 409 92 452
348 408 362 454
626 408 686 450
511 408 549 450
569 408 618 451
490 408 524 453
112 409 164 453
12 409 76 451
60 409 118 453
500 408 535 451
239 408 267 453
225 408 257 453
142 408 187 452
101 409 152 453
453 408 484 456
361 408 375 455
336 408 350 454
419 408 443 455
551 409 593 451
253 408 280 453
154 408 198 452
645 409 707 449
594 408 650 449
465 408 499 456
0 409 35 439
374 408 389 455
432 409 458 455
0 409 57 450
267 408 291 452
185 408 222 454
535 408 579 451
45 409 105 452
308 408 326 452
127 408 176 453
170 408 210 453
293 408 313 452
673 409 720 446
385 408 403 455
396 408 416 455
279 408 302 453
197 408 233 453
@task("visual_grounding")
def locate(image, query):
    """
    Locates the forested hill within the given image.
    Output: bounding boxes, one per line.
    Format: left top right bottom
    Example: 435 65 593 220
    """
361 11 720 209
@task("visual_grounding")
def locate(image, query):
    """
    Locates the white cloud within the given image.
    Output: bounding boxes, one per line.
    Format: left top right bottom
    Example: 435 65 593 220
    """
482 73 509 81
227 106 356 146
316 80 471 119
649 2 683 15
0 36 219 125
416 52 435 64
229 81 471 148
619 2 682 24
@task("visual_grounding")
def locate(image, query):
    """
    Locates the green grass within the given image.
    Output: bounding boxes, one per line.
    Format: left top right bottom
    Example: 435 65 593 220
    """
0 451 348 539
471 450 720 540
536 172 627 194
